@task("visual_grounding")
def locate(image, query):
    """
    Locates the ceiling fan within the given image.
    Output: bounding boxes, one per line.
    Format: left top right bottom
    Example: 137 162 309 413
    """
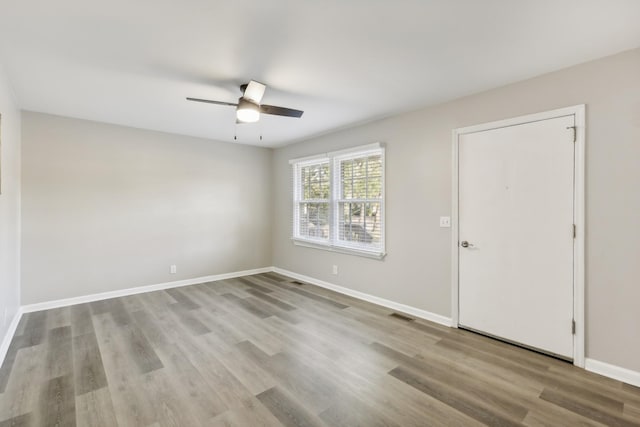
187 80 304 123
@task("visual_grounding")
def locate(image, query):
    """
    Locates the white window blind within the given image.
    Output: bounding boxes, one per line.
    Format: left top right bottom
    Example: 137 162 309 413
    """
293 159 330 243
290 143 385 258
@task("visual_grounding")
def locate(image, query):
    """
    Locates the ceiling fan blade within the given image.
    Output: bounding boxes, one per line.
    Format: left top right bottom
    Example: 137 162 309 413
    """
260 104 304 118
243 80 266 103
186 97 237 107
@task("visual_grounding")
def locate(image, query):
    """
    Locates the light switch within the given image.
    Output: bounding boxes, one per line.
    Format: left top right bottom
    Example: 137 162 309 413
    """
440 216 451 228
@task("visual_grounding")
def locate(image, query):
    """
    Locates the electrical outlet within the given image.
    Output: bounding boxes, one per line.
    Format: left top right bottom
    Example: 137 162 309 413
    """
170 265 177 274
439 216 451 228
332 265 338 275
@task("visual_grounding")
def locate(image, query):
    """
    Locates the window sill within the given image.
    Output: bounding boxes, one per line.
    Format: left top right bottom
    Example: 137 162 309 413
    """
292 238 386 260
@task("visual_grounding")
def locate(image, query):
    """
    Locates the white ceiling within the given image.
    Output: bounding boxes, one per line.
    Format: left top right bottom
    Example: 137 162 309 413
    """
1 0 639 147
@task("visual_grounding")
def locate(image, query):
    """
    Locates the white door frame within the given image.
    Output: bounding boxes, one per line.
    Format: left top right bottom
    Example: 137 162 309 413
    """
451 105 585 368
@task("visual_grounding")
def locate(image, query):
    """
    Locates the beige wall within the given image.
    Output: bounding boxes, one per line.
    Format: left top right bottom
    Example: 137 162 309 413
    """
0 65 21 344
273 48 640 372
21 112 273 304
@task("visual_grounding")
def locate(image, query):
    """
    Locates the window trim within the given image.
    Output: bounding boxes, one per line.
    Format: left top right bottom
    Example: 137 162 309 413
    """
290 143 386 259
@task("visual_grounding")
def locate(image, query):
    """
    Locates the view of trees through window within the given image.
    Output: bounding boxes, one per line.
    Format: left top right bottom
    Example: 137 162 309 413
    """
298 163 330 239
338 154 382 245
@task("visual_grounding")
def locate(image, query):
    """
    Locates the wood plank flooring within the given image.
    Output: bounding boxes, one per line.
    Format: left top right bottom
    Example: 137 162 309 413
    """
1 272 639 426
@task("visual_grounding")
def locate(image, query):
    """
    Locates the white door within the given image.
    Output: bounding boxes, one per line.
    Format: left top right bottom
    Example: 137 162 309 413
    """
458 115 575 359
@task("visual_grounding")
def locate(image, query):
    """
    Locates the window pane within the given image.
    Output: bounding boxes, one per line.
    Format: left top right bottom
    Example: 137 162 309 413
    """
365 202 381 244
341 178 352 199
367 177 382 199
351 178 366 199
367 155 382 177
300 163 329 200
341 160 352 180
320 163 329 181
338 202 368 244
352 158 366 180
338 202 381 245
298 202 329 239
309 179 321 198
301 168 309 199
340 155 383 200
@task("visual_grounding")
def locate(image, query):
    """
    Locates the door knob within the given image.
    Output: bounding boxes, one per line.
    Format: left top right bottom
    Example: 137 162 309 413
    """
461 241 470 248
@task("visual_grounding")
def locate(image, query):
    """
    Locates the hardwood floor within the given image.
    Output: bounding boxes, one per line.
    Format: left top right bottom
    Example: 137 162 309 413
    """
1 272 639 426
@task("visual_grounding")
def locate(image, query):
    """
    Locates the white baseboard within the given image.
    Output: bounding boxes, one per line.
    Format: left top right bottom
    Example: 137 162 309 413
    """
21 267 272 313
0 308 23 369
585 358 640 388
272 267 453 327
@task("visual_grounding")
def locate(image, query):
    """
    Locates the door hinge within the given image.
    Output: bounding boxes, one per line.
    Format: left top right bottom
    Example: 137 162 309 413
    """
566 126 577 143
572 319 576 335
573 224 577 238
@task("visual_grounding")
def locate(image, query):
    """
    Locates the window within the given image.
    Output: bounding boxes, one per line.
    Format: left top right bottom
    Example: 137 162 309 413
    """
291 143 385 258
294 160 330 243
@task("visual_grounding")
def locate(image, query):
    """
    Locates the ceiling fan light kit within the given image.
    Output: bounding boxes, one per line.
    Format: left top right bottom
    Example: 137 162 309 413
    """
187 80 304 127
236 98 260 123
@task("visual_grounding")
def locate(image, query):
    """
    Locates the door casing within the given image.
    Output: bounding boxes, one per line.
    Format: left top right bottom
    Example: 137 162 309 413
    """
451 105 585 367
